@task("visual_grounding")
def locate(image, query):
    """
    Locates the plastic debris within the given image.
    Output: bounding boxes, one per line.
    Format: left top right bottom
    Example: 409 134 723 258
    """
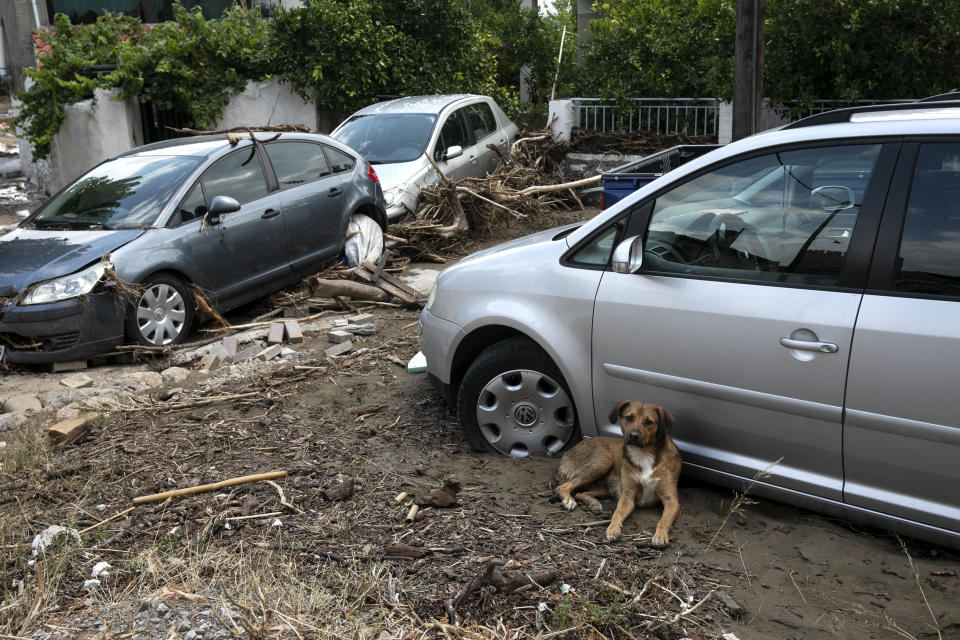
31 525 81 556
91 561 112 578
82 579 102 591
407 351 427 373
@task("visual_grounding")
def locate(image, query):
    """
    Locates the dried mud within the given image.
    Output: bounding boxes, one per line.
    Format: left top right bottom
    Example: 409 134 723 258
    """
1 226 959 640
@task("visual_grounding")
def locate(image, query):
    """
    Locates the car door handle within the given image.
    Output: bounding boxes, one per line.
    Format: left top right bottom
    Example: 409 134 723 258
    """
261 208 280 220
779 337 838 353
328 187 343 197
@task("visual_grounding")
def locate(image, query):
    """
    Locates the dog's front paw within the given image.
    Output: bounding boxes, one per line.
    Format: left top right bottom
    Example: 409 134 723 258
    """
650 530 670 548
562 498 578 511
605 524 622 541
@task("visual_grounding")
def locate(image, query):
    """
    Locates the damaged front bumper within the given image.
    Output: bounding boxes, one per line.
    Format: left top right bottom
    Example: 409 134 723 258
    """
0 291 126 364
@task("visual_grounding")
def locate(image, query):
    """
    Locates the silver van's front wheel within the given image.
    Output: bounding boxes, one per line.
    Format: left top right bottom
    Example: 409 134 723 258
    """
457 338 579 457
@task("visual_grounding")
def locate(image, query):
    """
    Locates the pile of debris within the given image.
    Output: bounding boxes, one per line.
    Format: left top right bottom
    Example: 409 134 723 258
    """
567 128 715 155
388 128 595 261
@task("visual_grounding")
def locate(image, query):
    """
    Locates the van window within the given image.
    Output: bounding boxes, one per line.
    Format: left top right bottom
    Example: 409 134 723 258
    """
894 143 960 297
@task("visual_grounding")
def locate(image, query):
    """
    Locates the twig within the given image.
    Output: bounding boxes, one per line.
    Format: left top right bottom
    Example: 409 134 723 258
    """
133 470 288 504
899 535 943 640
224 512 284 522
266 480 303 514
78 507 136 535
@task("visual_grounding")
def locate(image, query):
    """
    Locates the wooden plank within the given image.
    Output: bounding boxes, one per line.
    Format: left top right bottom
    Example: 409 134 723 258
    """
48 414 98 444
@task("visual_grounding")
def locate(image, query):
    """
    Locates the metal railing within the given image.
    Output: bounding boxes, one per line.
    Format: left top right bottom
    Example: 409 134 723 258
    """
572 97 917 137
573 98 721 137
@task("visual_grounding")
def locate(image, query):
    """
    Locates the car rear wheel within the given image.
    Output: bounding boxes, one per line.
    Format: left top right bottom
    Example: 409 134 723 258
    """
126 274 194 347
457 338 580 457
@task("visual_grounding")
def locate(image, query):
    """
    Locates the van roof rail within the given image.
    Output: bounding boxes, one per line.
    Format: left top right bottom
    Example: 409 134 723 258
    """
781 100 960 130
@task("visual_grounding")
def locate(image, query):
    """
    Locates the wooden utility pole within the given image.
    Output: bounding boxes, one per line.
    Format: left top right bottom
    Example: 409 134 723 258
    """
732 0 765 140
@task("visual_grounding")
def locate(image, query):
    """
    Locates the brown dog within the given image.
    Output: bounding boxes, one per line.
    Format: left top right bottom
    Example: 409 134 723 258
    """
554 401 682 547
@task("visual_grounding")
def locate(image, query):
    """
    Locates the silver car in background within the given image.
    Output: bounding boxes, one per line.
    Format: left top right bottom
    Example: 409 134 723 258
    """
419 101 960 548
332 94 518 221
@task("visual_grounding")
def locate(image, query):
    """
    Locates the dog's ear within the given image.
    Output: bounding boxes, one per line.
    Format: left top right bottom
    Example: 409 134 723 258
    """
656 406 676 440
608 400 630 424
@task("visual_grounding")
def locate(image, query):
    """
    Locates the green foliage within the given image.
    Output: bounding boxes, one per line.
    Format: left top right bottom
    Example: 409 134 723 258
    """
579 0 960 104
13 6 267 159
13 12 142 159
268 0 503 121
579 0 736 101
468 0 577 121
765 0 960 103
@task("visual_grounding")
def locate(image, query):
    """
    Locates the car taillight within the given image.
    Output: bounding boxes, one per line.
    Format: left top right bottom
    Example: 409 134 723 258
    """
367 164 379 183
600 193 605 209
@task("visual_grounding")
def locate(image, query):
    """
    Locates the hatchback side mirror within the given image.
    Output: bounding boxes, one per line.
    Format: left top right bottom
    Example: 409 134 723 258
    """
612 235 644 273
442 145 463 161
206 195 241 225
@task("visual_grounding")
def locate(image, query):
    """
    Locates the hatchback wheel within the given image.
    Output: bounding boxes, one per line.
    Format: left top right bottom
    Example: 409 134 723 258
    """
457 338 579 457
126 274 194 347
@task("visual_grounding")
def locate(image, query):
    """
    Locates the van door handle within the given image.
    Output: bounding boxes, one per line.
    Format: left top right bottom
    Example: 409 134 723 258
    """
779 337 838 353
328 187 343 197
261 208 280 219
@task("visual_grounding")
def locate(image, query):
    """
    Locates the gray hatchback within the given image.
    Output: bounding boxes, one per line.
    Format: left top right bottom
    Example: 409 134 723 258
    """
419 102 960 548
0 133 385 364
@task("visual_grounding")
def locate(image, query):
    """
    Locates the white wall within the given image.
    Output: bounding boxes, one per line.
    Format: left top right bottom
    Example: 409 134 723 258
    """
18 87 142 195
214 80 317 131
17 79 318 194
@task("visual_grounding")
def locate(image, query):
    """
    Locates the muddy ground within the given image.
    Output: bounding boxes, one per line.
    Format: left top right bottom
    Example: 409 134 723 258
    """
1 206 959 639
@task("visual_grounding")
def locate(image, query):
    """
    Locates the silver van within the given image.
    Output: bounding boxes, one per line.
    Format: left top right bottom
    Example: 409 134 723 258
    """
419 102 960 548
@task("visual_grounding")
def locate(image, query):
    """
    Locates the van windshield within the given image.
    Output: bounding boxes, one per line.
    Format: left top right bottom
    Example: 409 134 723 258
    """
333 114 437 164
31 155 201 230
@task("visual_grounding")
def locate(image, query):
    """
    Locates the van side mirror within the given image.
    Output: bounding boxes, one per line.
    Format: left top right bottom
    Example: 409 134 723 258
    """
811 185 854 212
612 235 644 273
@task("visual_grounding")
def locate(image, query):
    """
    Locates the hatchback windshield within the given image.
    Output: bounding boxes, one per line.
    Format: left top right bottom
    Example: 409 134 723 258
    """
31 155 201 230
334 114 437 164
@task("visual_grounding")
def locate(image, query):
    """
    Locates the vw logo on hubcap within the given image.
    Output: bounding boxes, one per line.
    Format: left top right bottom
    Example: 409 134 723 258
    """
154 307 165 320
513 403 538 428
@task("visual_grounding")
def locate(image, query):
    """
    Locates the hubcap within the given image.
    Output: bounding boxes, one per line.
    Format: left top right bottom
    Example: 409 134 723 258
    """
136 283 186 346
475 368 575 458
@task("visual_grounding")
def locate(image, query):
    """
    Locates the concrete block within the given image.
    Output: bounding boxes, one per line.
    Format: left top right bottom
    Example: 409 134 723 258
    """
48 414 98 444
344 323 375 336
346 313 375 324
198 353 221 371
324 340 353 357
221 336 239 357
233 345 261 363
210 342 232 365
255 344 283 361
267 322 285 345
333 318 349 326
51 360 88 373
327 329 352 344
284 321 303 344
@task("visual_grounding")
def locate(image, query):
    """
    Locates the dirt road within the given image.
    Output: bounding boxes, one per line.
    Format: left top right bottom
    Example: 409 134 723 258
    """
1 224 959 639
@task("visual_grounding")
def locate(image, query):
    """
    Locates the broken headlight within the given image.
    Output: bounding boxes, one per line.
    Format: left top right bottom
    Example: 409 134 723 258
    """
21 261 111 305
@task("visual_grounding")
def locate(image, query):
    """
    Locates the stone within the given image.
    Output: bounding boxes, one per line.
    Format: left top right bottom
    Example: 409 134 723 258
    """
327 329 352 344
61 373 94 389
324 340 353 357
56 403 86 421
3 394 42 414
122 371 163 391
161 366 190 384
